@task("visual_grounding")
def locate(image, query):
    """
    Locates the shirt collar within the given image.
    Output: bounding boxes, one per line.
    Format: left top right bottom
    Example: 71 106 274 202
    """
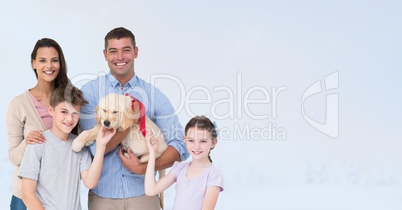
106 73 137 88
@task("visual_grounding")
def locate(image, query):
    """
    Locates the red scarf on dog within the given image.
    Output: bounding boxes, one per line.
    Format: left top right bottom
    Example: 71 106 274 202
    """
124 93 146 137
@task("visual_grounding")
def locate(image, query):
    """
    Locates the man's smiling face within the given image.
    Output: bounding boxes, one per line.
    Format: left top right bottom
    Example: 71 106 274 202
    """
103 37 138 82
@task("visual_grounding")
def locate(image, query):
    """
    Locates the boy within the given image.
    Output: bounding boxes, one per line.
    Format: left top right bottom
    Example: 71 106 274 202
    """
18 84 116 210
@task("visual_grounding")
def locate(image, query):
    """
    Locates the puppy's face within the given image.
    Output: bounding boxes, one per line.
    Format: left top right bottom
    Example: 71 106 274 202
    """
97 94 125 129
95 94 138 130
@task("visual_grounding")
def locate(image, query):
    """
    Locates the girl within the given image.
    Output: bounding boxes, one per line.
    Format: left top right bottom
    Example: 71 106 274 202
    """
145 115 224 210
7 38 70 210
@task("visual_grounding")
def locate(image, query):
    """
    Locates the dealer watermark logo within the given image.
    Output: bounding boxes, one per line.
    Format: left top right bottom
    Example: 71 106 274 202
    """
301 71 339 138
70 71 339 140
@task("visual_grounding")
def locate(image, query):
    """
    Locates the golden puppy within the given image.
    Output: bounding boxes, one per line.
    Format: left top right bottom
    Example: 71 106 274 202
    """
72 93 168 162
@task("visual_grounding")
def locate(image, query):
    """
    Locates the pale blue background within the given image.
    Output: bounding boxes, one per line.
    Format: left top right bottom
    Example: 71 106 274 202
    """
1 1 401 209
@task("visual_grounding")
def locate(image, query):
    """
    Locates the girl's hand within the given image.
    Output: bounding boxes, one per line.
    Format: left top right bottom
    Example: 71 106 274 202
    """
145 131 158 155
96 126 117 146
25 130 45 144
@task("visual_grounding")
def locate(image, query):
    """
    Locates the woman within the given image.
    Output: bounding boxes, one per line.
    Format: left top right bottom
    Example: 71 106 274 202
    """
7 38 70 209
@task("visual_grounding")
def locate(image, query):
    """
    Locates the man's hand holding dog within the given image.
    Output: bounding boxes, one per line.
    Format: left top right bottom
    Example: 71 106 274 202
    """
118 147 146 175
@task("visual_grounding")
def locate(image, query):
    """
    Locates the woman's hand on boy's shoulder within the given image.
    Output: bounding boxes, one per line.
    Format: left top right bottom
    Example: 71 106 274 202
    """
26 130 45 144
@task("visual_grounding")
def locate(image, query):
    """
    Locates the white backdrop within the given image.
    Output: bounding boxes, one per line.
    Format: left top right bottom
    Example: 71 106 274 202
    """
1 1 401 209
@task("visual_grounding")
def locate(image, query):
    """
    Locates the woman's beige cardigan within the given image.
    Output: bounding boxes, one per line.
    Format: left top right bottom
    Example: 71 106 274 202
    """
7 90 47 199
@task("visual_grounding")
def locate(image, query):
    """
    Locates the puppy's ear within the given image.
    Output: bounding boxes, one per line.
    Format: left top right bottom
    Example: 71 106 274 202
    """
121 104 134 130
95 105 100 124
131 100 140 124
121 111 130 130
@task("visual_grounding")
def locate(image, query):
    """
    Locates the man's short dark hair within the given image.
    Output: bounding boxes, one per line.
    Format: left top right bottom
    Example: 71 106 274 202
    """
104 27 136 50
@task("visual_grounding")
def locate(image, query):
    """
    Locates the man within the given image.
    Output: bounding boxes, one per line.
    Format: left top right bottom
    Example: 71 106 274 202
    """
80 27 189 210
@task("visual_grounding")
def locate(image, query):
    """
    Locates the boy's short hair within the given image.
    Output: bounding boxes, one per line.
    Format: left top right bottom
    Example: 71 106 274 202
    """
50 84 88 108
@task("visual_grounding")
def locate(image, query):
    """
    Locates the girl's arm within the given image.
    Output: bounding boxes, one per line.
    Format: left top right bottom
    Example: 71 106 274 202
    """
201 186 221 210
144 134 175 196
81 127 116 188
21 178 45 210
